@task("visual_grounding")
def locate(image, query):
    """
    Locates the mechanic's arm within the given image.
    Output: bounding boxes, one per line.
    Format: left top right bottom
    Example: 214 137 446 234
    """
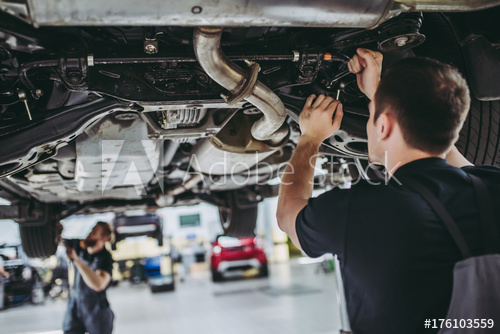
0 266 9 278
445 145 473 168
277 95 343 249
67 248 110 292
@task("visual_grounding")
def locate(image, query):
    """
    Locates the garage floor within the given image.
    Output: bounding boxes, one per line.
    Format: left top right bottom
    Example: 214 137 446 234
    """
0 259 342 334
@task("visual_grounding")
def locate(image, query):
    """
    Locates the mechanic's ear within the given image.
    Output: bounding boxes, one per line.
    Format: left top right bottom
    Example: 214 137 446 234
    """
106 232 115 244
376 113 393 142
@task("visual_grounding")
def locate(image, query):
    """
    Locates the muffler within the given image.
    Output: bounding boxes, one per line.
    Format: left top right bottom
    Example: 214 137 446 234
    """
193 27 287 142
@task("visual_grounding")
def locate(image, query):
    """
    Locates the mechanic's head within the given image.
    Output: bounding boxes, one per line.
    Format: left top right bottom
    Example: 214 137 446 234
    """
367 57 470 164
84 221 113 249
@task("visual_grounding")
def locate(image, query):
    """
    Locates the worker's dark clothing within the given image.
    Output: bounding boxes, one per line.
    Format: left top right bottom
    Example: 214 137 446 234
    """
63 239 114 334
0 257 6 310
296 158 500 334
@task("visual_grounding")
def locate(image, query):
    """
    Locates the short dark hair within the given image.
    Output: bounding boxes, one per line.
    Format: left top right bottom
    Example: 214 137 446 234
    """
374 57 470 155
95 221 113 242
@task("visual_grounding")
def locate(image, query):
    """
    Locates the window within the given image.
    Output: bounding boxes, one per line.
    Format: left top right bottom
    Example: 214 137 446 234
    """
179 214 201 227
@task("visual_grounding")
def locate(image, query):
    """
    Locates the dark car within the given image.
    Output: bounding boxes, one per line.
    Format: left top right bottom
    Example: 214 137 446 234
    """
0 1 499 258
0 244 44 307
210 236 268 282
112 212 164 249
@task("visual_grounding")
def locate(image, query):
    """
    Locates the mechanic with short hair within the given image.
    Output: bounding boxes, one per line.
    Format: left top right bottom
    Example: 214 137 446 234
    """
63 221 115 334
276 48 500 333
0 253 10 310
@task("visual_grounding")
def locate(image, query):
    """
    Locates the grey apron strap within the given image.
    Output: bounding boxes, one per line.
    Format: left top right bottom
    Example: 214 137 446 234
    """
468 174 500 254
403 178 472 259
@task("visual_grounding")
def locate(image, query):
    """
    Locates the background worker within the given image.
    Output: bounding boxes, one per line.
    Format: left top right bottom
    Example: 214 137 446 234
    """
276 48 500 333
63 221 115 334
0 252 9 310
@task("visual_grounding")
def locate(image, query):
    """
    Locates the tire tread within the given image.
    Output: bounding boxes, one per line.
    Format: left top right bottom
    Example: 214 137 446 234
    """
458 100 500 166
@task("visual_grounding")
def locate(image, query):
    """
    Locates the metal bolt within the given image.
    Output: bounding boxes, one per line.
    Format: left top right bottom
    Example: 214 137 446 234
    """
69 74 81 84
35 89 43 97
220 93 228 102
336 82 346 100
144 44 158 54
394 36 409 47
17 89 32 120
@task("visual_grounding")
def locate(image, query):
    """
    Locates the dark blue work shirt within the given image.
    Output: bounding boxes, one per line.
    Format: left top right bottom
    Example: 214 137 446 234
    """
66 239 113 301
296 158 500 334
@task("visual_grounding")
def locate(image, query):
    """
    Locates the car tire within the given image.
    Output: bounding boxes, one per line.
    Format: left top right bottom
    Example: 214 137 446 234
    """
218 191 258 238
456 99 500 166
259 263 269 278
150 282 175 293
211 270 224 282
156 227 164 247
19 206 60 258
415 13 500 167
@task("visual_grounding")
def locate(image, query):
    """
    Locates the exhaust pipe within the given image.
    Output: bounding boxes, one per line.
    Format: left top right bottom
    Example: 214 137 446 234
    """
193 27 287 142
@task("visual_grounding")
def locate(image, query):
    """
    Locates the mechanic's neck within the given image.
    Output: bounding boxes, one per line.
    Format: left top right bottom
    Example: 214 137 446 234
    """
383 146 445 177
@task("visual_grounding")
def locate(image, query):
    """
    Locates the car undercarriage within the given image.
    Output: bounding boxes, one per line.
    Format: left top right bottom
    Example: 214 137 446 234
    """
0 0 499 257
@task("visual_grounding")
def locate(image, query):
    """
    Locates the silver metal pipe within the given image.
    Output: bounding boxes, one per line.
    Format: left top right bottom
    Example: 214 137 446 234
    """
160 140 180 169
155 173 204 207
334 255 352 333
193 27 287 142
169 174 204 197
395 0 500 12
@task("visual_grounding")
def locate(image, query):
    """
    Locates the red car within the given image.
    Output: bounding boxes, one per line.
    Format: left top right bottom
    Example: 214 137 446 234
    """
210 236 268 282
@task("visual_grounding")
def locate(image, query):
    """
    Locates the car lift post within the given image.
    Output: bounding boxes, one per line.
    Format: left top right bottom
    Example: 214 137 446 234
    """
334 255 352 334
